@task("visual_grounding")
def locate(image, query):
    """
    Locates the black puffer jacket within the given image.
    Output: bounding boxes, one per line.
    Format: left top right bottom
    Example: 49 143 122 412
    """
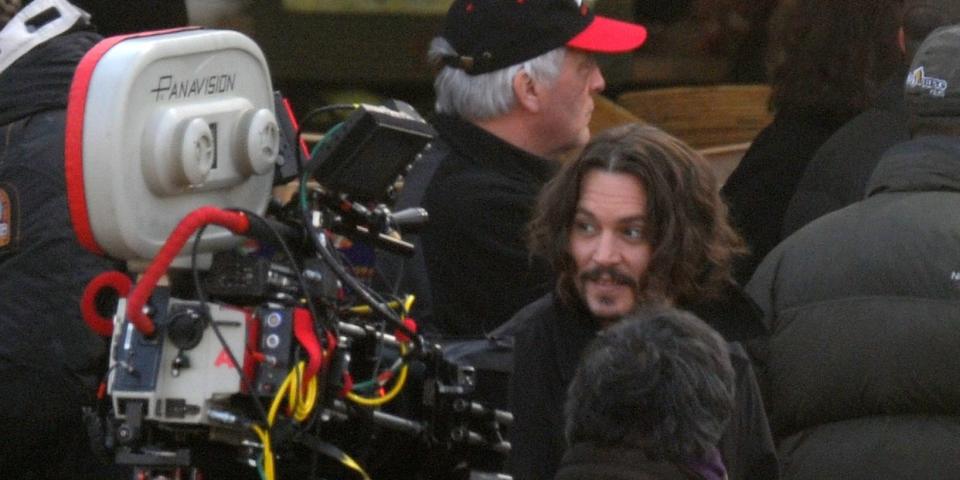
747 135 960 479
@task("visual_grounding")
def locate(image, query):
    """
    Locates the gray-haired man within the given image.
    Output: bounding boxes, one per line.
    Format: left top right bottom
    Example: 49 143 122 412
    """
379 0 647 338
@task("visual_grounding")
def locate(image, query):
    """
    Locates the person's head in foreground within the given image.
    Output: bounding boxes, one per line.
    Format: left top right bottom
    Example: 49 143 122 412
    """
562 306 735 477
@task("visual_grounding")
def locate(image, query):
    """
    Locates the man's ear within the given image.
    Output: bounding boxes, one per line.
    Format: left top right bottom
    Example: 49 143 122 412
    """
513 70 542 113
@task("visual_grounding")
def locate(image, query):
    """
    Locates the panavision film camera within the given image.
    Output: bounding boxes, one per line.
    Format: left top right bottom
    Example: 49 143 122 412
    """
68 28 511 479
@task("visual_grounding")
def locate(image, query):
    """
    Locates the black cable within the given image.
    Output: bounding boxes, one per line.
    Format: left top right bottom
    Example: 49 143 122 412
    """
301 210 420 350
229 208 338 338
295 104 359 176
190 225 270 426
223 209 346 441
293 107 420 348
287 101 358 198
297 104 359 136
323 201 409 321
367 318 388 386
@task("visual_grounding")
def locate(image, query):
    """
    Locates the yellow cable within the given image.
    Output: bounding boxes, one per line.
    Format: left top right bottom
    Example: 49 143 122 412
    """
348 295 415 316
268 362 318 424
257 370 294 480
348 300 402 315
403 294 415 314
339 450 372 480
256 294 412 478
346 345 409 407
252 425 275 480
267 369 295 425
255 362 322 480
285 364 302 419
292 363 318 421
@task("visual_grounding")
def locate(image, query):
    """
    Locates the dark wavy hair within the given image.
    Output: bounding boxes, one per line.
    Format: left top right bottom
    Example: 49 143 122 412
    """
564 306 735 461
0 0 23 28
527 124 745 307
766 0 904 119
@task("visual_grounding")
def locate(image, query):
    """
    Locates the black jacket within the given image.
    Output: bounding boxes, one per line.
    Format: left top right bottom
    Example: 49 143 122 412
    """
413 114 557 337
747 135 960 479
0 29 111 397
509 292 778 480
0 30 121 475
721 109 845 285
782 68 910 237
554 443 701 480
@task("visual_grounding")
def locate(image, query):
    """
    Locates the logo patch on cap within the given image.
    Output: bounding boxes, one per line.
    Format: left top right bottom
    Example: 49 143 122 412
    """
0 184 18 252
907 66 948 97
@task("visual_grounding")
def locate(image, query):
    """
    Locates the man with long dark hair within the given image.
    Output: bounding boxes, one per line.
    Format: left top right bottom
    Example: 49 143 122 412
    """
509 124 776 480
721 0 904 284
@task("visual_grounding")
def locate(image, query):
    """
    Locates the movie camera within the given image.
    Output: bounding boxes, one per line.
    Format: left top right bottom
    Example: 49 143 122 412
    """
69 28 511 480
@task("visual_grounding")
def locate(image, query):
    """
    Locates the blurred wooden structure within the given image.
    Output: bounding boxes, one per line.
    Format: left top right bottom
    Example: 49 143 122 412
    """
699 142 751 186
615 84 772 185
252 2 442 86
617 84 772 149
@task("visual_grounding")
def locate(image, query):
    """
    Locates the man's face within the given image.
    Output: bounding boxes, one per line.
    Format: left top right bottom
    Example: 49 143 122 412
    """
536 49 605 158
570 170 653 321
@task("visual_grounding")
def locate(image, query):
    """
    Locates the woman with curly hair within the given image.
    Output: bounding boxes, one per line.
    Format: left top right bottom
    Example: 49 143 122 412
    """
721 0 904 284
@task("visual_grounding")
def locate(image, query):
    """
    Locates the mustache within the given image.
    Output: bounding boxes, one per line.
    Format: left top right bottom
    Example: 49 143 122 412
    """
578 266 638 289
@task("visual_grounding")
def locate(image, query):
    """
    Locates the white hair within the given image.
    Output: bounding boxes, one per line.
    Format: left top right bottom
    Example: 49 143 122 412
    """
428 37 566 121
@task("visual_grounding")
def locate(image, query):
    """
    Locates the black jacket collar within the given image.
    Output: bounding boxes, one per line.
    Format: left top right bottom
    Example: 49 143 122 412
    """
557 442 700 480
433 113 557 184
550 285 766 385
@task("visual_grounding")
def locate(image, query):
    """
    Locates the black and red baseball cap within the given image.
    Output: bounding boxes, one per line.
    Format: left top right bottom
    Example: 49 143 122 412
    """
440 0 648 75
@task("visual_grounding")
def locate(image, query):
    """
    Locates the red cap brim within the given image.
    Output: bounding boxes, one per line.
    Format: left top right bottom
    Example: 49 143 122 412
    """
566 15 647 53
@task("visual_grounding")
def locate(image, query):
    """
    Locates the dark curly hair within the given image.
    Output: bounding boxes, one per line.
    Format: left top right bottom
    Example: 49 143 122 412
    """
0 0 23 28
527 123 745 307
766 0 904 119
564 306 735 461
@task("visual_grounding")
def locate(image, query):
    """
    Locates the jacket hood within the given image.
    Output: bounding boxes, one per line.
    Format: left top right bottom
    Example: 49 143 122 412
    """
866 135 960 196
